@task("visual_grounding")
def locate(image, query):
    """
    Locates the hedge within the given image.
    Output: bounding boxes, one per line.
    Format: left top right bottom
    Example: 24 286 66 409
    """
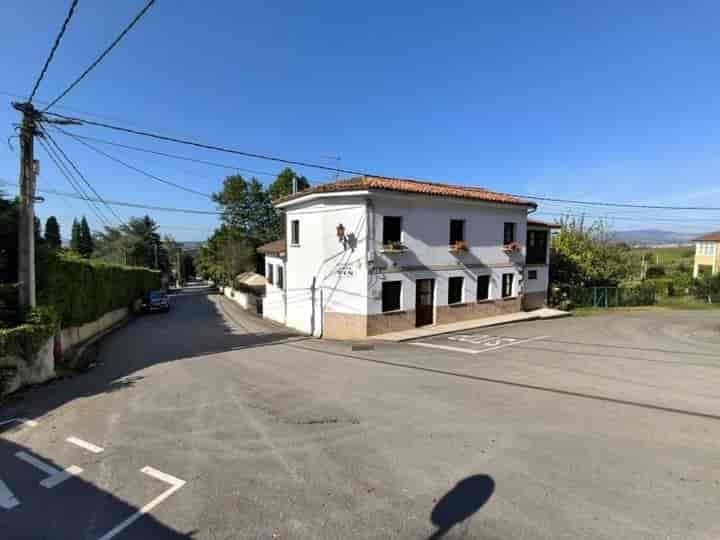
0 306 58 358
37 252 161 328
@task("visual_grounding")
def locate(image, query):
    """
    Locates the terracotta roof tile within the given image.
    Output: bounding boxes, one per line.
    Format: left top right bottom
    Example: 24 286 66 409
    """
273 176 536 208
693 231 720 242
528 218 561 229
257 238 287 255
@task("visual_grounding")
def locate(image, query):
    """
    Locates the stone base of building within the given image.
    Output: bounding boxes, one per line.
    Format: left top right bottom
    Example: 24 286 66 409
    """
522 291 547 310
323 296 524 339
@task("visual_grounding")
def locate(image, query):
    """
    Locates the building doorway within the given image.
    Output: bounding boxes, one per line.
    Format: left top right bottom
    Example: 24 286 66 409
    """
415 278 435 327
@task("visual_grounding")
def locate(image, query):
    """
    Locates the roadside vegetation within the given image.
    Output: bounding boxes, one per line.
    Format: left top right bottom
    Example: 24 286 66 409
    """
550 218 719 312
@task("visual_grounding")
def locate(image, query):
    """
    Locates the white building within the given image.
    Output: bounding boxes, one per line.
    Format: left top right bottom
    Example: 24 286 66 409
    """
258 177 557 340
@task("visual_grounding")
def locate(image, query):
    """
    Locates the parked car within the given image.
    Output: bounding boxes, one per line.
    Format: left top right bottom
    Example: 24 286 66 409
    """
142 290 170 313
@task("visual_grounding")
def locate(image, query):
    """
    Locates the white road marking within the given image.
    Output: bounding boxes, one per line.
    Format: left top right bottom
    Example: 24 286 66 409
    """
66 436 104 454
96 466 186 540
15 451 83 489
412 335 549 355
0 479 20 510
474 335 549 353
0 417 38 428
40 465 83 488
411 342 479 354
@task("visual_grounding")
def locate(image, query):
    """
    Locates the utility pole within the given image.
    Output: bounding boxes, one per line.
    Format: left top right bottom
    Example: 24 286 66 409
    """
14 102 41 309
176 249 181 287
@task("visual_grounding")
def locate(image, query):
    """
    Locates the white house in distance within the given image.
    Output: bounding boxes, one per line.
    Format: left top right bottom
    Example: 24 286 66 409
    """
258 176 557 340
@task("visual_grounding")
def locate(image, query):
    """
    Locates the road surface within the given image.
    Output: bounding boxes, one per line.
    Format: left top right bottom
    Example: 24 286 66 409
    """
2 283 719 539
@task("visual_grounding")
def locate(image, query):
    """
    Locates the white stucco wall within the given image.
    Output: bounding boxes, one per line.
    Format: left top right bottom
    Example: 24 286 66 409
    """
281 198 368 336
368 194 527 313
263 255 286 324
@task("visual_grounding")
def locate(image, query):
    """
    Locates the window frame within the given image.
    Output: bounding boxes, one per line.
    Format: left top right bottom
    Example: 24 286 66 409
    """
277 266 284 290
526 229 548 265
528 269 538 280
290 219 300 246
501 273 514 298
382 216 403 245
381 281 402 313
267 263 274 285
476 274 490 302
448 276 464 305
504 222 516 245
449 219 465 245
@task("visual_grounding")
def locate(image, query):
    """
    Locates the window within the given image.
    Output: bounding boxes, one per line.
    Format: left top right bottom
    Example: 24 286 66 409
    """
448 276 463 304
502 273 514 298
277 266 284 290
528 269 538 280
449 219 465 244
381 281 402 312
383 216 402 245
291 220 300 245
476 275 490 301
266 264 274 285
526 230 548 264
504 222 516 245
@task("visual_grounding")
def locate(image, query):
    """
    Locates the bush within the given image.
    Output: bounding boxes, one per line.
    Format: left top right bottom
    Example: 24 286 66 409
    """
693 273 720 301
0 306 58 358
645 265 666 278
37 252 160 328
648 277 674 296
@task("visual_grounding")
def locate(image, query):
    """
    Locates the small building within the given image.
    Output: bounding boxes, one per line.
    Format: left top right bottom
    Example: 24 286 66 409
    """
257 176 557 339
692 231 720 277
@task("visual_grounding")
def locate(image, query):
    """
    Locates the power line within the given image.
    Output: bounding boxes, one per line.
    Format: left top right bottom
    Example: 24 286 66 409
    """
41 111 720 212
36 137 112 227
43 0 157 111
53 127 214 199
28 0 80 102
54 131 287 178
43 111 374 176
40 126 125 224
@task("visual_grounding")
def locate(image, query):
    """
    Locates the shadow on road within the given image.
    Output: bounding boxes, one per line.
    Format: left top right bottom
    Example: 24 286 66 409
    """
0 431 196 538
1 287 300 421
427 474 495 540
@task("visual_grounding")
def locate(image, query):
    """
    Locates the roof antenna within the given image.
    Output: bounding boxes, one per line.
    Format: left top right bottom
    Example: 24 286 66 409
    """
292 176 298 193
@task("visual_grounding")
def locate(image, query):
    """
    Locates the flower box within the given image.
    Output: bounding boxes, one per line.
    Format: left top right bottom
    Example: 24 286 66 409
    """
502 241 522 253
448 240 468 253
380 242 408 253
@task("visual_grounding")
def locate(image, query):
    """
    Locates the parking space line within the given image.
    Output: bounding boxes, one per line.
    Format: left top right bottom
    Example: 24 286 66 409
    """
97 466 186 540
411 342 479 354
0 418 38 428
475 335 549 353
66 436 104 454
15 451 83 489
40 465 83 489
0 479 20 510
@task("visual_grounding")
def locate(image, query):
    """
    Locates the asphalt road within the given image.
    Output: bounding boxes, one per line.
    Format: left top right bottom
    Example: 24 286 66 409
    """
2 284 720 539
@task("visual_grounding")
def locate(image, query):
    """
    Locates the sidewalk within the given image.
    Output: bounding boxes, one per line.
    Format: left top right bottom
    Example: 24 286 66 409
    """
369 308 569 342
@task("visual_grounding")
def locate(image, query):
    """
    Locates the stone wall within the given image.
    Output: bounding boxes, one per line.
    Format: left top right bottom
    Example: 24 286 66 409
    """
523 291 547 310
59 306 129 358
0 336 54 396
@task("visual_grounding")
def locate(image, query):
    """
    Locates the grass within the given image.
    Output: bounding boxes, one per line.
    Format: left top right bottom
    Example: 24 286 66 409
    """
571 295 720 316
631 246 694 268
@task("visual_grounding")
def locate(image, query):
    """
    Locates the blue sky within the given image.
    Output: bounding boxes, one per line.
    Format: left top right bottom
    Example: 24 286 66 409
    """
2 1 720 240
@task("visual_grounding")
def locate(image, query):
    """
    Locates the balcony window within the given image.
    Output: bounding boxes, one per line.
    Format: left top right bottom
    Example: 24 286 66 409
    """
449 219 465 245
504 222 516 245
526 230 548 264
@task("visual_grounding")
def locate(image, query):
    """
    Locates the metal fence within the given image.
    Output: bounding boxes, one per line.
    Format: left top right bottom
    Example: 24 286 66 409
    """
565 286 656 308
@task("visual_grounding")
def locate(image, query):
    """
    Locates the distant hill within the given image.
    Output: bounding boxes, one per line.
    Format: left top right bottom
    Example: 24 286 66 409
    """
611 229 696 246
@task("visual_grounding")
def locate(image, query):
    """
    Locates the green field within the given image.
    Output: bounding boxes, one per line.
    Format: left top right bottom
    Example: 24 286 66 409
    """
631 245 694 272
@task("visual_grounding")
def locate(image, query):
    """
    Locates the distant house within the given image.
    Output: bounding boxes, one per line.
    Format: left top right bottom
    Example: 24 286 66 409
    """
692 231 720 277
257 176 558 339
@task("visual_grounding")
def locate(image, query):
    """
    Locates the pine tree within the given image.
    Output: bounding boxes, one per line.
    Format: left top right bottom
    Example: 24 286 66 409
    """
70 219 81 252
79 217 94 257
44 216 62 249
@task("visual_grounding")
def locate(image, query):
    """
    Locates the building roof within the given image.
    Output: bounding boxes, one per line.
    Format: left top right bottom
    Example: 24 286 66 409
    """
527 218 561 229
693 231 720 242
273 176 537 208
235 272 266 288
257 238 287 256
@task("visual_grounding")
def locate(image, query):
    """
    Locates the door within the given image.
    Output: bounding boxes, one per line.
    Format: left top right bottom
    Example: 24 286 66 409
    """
415 278 435 327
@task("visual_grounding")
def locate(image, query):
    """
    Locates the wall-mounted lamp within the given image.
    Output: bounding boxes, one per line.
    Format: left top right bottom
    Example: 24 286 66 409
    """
336 223 348 250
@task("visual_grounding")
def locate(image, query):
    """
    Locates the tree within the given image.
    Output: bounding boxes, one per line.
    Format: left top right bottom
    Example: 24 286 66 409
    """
550 216 633 287
0 193 18 283
194 225 254 285
267 167 310 201
212 175 279 242
120 215 168 270
78 217 94 257
70 219 81 252
44 216 62 249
